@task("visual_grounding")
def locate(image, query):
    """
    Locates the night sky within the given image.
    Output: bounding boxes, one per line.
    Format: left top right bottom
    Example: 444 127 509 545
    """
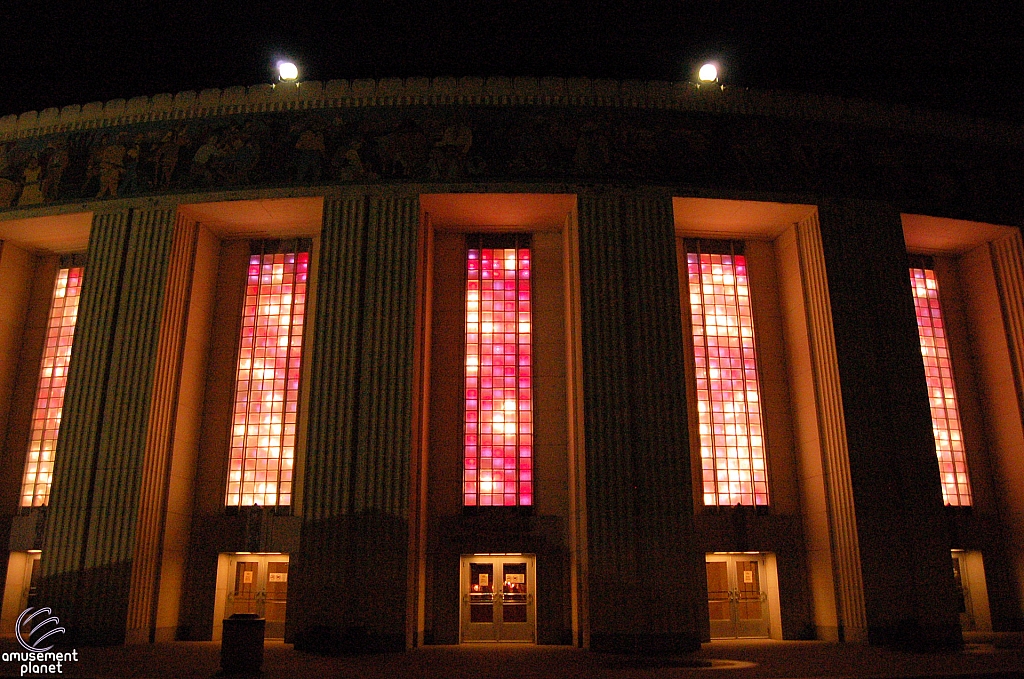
4 1 1023 122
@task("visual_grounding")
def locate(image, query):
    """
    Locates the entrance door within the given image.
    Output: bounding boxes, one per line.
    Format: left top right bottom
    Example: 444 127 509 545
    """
225 554 289 638
460 555 536 643
705 554 770 638
951 551 975 631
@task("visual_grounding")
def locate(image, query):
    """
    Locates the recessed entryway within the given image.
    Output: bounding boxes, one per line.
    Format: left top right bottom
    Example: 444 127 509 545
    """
952 550 992 632
214 552 289 639
460 554 536 643
0 551 40 635
706 552 780 639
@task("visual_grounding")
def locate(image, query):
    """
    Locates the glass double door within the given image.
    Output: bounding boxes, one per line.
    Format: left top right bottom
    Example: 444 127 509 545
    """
225 554 289 638
706 554 770 638
460 555 536 642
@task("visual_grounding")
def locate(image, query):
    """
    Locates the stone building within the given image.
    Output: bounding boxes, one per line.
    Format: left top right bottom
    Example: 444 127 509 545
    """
0 77 1022 651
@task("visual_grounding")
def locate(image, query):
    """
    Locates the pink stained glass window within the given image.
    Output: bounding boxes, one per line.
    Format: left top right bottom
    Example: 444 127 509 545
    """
21 266 84 507
910 267 972 506
225 251 309 508
686 250 769 506
464 244 533 507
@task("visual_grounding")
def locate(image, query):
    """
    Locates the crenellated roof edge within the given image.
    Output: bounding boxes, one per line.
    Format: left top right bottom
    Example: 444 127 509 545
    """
1 76 1021 145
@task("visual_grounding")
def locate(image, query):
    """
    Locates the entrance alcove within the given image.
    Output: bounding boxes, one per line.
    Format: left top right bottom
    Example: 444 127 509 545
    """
902 213 1024 633
0 211 91 637
413 193 579 646
673 197 861 642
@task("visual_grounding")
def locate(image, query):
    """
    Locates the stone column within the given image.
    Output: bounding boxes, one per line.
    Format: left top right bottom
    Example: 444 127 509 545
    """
817 199 961 648
791 212 868 642
39 204 194 645
986 230 1024 629
290 192 418 652
576 189 704 653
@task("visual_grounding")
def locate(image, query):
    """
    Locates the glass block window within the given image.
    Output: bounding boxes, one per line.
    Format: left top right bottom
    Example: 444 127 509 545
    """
225 249 309 508
910 266 971 506
21 266 84 507
686 246 769 506
464 239 533 506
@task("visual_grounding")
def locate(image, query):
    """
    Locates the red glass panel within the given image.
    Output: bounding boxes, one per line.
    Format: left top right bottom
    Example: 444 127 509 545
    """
21 267 84 507
910 267 972 506
225 252 309 508
687 252 769 506
464 247 532 506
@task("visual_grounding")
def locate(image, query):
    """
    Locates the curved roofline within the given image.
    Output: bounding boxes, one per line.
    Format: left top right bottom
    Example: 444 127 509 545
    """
1 76 1021 145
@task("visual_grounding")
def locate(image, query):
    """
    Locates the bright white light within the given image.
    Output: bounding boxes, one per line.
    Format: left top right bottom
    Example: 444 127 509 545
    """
277 61 299 81
698 63 718 83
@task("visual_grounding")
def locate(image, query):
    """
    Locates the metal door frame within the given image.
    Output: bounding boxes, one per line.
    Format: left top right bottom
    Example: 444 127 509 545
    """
459 554 537 643
705 553 770 639
225 553 290 638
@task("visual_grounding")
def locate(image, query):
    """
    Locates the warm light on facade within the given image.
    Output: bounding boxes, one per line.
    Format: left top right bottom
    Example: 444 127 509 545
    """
21 266 84 507
687 249 769 506
225 251 308 508
910 266 972 506
463 244 533 506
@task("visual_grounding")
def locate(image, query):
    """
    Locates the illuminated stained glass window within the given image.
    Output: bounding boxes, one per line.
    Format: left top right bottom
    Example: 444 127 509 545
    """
910 265 971 506
21 266 84 507
464 240 533 506
225 248 309 508
686 245 769 506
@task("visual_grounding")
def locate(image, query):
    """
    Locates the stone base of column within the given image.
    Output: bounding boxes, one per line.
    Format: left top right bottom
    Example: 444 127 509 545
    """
590 632 702 655
867 621 963 651
294 627 406 654
289 514 408 654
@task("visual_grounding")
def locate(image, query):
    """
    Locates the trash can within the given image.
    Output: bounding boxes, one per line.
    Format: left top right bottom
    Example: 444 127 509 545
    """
221 613 265 675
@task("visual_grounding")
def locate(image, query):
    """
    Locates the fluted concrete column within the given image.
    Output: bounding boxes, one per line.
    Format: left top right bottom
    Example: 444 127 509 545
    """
986 230 1024 628
792 212 867 641
817 200 961 648
125 213 199 643
990 231 1024 436
576 190 703 653
291 193 418 651
39 205 191 645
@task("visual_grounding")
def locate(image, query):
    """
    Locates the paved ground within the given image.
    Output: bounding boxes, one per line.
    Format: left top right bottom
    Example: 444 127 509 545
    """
0 638 1021 679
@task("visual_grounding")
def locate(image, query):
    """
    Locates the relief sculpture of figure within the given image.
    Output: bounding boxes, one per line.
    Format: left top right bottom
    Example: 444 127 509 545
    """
96 136 127 198
376 120 429 177
294 126 326 183
154 129 187 189
17 156 45 206
429 121 472 179
0 144 15 207
41 141 69 201
332 139 368 181
119 135 143 196
0 142 11 179
189 134 221 187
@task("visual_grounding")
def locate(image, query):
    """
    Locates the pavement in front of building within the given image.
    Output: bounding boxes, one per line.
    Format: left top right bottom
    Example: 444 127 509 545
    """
0 638 1021 679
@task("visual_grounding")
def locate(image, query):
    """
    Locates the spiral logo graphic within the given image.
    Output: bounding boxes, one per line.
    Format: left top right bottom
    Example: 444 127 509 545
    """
16 607 65 652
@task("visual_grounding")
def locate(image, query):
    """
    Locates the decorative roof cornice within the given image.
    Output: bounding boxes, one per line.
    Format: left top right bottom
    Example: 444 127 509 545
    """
1 76 1021 145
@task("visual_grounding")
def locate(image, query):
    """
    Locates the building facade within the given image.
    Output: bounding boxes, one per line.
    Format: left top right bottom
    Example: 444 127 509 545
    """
0 77 1022 652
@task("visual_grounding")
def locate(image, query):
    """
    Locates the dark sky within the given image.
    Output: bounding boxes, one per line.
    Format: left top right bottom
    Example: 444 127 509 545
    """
4 1 1023 122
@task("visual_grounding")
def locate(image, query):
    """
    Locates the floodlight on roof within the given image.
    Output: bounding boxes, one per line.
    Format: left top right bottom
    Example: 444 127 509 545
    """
277 61 299 81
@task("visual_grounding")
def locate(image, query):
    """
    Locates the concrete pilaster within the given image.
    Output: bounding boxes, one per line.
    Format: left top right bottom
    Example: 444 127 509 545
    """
576 190 704 653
